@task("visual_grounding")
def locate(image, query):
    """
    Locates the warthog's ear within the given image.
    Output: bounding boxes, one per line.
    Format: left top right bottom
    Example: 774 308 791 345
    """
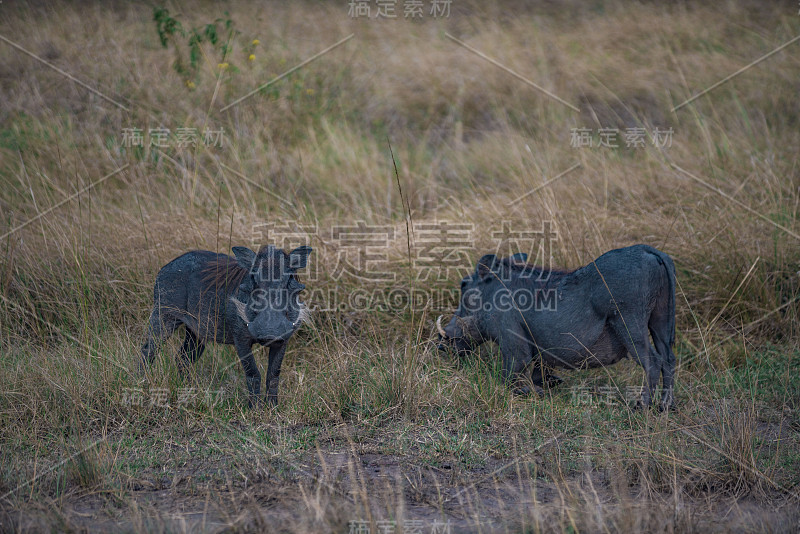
232 246 256 271
476 254 499 279
509 252 528 264
288 277 306 293
288 245 312 270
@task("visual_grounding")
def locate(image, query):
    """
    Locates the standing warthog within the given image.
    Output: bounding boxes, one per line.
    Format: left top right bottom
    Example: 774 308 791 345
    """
141 244 312 407
437 244 677 410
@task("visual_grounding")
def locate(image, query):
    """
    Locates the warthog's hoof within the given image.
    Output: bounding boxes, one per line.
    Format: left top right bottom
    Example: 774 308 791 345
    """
633 400 675 413
513 385 545 398
544 373 564 388
247 396 264 409
658 400 676 413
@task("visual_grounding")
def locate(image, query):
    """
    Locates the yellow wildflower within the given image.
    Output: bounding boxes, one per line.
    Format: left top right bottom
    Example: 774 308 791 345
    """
252 39 260 46
185 80 196 89
218 62 229 70
306 88 314 96
248 54 255 61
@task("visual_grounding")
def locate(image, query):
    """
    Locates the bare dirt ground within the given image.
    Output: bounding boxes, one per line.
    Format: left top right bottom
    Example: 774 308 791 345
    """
4 421 799 533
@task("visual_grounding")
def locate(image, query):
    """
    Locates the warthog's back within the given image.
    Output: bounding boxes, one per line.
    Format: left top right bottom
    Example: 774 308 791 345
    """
151 250 243 340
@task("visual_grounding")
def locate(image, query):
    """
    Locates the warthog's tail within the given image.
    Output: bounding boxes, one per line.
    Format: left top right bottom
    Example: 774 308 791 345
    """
662 253 676 347
645 246 676 347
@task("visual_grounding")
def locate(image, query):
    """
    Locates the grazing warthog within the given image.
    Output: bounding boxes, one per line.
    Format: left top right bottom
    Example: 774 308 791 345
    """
141 245 312 407
437 244 677 410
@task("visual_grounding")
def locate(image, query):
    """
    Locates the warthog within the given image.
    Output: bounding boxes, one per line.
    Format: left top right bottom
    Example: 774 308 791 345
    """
141 244 312 407
437 244 677 410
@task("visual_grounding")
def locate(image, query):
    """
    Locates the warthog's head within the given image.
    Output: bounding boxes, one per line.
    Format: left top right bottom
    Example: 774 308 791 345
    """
229 245 312 345
437 252 528 355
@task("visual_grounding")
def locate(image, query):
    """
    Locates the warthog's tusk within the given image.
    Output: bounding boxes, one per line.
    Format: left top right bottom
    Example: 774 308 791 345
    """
436 315 447 337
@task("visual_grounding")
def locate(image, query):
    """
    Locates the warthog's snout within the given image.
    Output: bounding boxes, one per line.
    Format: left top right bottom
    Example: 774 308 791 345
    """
435 314 476 355
232 295 299 345
248 313 295 345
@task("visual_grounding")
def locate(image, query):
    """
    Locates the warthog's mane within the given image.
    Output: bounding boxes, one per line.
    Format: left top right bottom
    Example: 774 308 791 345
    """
200 255 249 293
200 246 301 294
504 259 575 286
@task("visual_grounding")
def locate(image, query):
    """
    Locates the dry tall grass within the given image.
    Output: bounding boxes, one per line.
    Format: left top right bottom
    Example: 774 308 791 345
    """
1 0 799 532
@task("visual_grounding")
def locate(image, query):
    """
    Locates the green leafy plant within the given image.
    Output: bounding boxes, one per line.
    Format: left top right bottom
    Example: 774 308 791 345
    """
153 7 238 86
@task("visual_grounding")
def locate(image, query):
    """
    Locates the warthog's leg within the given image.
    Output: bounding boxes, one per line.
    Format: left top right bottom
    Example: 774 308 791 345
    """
530 365 545 389
641 344 662 408
499 332 535 395
141 308 180 371
614 318 658 408
531 357 564 387
177 328 206 375
653 336 676 411
265 342 287 406
234 338 261 408
530 364 562 393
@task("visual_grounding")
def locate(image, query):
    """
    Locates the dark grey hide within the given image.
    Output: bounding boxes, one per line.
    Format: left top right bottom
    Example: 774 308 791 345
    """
438 244 677 410
141 245 312 407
